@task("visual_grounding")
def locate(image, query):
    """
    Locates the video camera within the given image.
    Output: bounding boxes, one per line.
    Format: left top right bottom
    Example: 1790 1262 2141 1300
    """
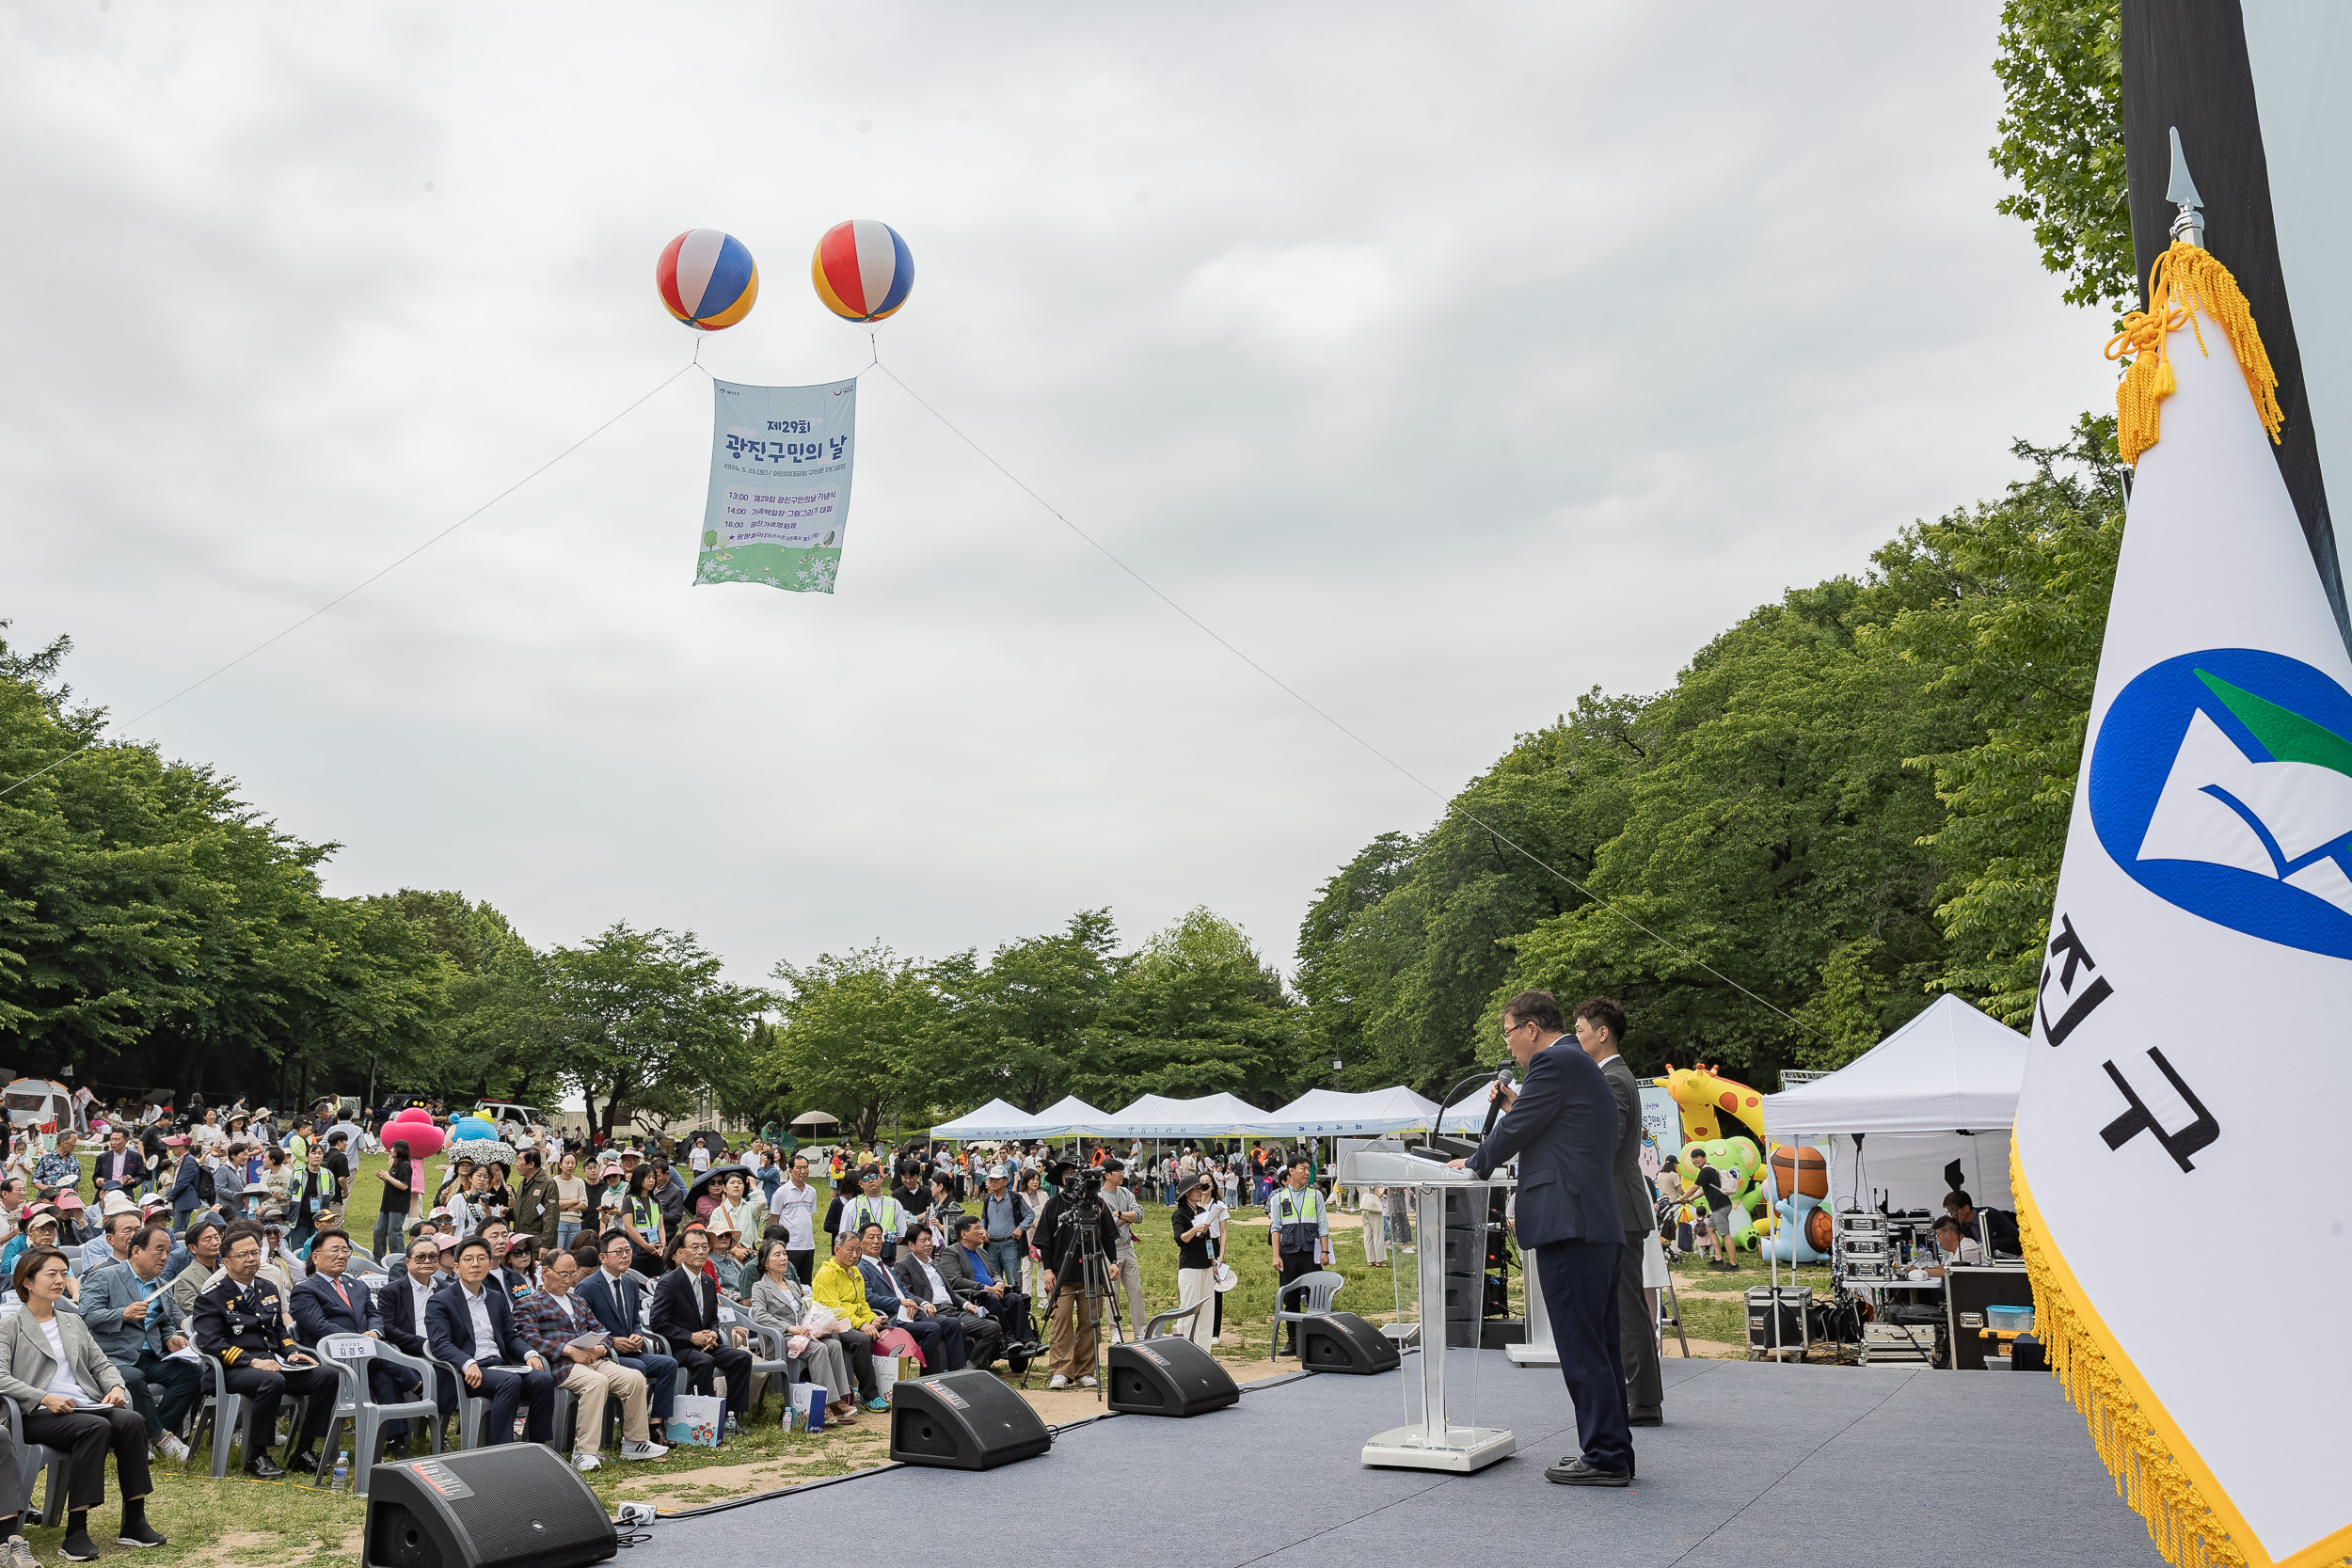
1057 1165 1104 1203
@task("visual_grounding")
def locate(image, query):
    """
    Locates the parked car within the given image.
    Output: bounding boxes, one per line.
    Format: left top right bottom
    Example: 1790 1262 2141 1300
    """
475 1101 550 1146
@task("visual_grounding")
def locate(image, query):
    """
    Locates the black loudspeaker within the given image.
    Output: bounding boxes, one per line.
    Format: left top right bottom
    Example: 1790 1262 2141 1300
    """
1106 1336 1241 1417
1299 1311 1402 1375
889 1370 1053 1470
364 1449 614 1568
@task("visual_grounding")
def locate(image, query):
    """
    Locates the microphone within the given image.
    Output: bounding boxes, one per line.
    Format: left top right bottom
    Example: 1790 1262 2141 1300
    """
1477 1060 1517 1142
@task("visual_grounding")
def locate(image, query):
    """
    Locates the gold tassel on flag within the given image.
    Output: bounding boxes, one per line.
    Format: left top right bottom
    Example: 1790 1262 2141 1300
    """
2106 240 2284 467
2015 1145 2248 1568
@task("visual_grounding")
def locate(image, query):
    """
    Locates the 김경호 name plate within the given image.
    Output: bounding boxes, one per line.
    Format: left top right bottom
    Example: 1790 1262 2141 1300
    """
1361 1422 1516 1474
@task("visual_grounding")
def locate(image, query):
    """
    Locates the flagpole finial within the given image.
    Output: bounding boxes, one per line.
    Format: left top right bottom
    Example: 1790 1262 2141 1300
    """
2167 127 2205 248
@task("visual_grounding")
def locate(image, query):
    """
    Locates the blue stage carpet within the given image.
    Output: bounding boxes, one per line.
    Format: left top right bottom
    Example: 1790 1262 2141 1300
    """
620 1353 2162 1568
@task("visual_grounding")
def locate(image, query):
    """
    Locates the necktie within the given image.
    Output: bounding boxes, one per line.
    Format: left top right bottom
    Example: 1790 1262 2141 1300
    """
332 1279 350 1311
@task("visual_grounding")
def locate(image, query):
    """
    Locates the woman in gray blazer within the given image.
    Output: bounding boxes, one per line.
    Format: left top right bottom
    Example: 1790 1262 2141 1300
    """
0 1247 163 1559
740 1242 859 1421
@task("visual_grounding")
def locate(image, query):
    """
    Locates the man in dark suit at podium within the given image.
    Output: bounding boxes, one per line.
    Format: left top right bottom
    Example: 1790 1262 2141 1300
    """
1451 989 1635 1487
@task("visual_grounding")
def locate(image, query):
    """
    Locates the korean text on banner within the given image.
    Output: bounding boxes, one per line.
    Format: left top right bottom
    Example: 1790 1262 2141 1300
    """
694 376 857 594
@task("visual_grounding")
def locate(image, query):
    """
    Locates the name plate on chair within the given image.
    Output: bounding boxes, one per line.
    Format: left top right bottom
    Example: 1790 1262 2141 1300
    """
323 1334 377 1359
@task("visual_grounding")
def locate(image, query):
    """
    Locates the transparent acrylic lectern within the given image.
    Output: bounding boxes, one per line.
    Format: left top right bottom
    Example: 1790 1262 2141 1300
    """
1336 1147 1518 1473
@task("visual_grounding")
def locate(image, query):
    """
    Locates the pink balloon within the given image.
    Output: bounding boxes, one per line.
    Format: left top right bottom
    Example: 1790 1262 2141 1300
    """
385 1123 445 1157
392 1108 434 1124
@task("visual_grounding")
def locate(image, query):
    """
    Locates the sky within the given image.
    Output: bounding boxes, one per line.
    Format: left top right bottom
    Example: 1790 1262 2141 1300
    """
0 3 2115 990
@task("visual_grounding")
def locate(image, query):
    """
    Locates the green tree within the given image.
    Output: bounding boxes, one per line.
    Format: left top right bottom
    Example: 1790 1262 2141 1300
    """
1884 417 2123 1022
959 911 1120 1113
548 923 767 1141
1292 693 1645 1097
1083 907 1303 1105
1 623 452 1104
363 890 552 1105
1990 0 2130 310
1493 565 1968 1082
765 944 949 1142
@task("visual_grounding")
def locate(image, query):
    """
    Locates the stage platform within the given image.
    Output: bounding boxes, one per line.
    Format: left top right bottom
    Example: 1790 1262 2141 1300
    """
623 1353 2162 1568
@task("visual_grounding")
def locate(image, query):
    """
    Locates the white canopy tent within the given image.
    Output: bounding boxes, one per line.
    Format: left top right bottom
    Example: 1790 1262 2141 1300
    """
1019 1094 1120 1139
1438 1084 1510 1135
929 1098 1037 1140
1760 993 2027 1212
1095 1092 1268 1138
1247 1086 1441 1137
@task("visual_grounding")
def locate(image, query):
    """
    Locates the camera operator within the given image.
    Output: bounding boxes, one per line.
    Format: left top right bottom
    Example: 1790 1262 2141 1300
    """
1032 1160 1120 1390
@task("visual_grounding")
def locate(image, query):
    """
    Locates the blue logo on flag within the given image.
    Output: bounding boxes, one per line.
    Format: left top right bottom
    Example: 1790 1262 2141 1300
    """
2089 648 2352 959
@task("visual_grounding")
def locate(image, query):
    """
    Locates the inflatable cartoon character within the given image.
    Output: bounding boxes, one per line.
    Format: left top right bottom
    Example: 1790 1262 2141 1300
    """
1662 1063 1769 1158
1759 1143 1834 1263
1676 1136 1764 1245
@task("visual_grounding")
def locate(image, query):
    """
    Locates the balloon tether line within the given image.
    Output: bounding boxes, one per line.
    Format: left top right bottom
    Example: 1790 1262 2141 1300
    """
868 359 1820 1041
0 358 701 803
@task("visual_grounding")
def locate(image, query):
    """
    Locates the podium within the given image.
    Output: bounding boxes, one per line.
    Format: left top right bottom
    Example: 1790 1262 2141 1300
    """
1337 1148 1518 1473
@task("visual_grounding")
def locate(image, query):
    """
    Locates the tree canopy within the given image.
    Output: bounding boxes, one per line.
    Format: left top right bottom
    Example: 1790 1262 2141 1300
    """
1297 420 2122 1095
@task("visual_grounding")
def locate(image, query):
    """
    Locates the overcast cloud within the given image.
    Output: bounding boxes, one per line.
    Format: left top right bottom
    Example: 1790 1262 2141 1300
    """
1 3 2113 986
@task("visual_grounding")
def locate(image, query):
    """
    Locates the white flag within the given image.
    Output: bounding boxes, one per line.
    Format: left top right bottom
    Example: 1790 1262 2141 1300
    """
2019 244 2352 1567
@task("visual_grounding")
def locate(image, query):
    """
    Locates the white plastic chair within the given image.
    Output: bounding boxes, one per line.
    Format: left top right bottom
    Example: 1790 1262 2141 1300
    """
549 1380 621 1457
1 1399 71 1529
314 1338 441 1497
741 1323 793 1418
1268 1270 1345 1360
433 1354 543 1450
1143 1301 1207 1339
186 1352 253 1479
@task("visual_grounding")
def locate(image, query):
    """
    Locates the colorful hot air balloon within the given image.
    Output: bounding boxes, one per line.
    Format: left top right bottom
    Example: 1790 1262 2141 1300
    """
656 228 759 330
811 219 914 324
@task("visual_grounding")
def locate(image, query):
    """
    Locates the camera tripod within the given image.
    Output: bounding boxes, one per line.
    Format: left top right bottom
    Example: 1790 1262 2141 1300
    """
1057 1194 1128 1402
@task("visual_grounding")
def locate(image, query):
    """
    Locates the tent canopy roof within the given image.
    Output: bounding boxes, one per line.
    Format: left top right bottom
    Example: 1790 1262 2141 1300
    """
1020 1094 1118 1138
1094 1092 1268 1137
1761 994 2026 1138
1438 1083 1510 1135
1247 1085 1440 1136
929 1098 1036 1140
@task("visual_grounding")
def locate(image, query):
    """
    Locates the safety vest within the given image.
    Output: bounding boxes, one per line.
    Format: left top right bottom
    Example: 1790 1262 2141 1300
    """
843 1194 904 1241
1271 1185 1325 1256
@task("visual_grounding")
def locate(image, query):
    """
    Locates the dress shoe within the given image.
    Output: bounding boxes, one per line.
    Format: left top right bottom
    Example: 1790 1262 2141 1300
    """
1546 1458 1632 1487
244 1456 288 1481
1629 1408 1664 1427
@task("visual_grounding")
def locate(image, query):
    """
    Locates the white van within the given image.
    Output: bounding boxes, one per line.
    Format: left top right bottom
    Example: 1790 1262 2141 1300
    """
474 1101 549 1145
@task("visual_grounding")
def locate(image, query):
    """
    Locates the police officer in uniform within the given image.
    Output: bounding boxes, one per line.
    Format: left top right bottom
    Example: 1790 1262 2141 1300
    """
191 1220 340 1479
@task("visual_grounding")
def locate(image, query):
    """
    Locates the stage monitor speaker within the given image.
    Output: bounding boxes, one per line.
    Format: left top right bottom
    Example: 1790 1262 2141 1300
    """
1299 1311 1401 1375
364 1448 614 1568
1106 1336 1241 1417
889 1370 1053 1469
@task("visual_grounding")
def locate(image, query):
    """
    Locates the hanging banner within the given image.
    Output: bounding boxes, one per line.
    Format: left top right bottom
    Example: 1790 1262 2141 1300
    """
2017 229 2351 1565
693 376 856 594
